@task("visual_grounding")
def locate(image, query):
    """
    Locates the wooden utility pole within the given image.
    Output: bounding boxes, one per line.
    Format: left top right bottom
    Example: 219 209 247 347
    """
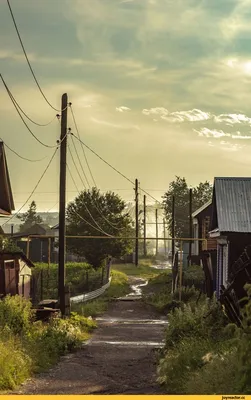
155 208 158 255
58 93 68 316
143 195 147 257
163 218 167 255
189 188 193 259
135 178 139 266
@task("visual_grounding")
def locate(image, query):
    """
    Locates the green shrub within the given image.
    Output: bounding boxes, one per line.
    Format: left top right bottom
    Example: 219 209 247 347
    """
184 348 239 394
158 336 214 393
0 295 34 335
183 264 205 283
165 297 228 349
0 335 31 390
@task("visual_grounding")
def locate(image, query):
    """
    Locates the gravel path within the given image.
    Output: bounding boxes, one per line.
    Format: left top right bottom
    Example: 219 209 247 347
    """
15 278 167 394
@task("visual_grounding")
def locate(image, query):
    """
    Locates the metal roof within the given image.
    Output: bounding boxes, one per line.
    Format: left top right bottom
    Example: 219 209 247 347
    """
192 200 212 218
214 177 251 233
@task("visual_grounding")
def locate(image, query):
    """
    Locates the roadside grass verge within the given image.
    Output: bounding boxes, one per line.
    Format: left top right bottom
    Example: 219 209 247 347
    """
71 269 130 318
0 296 96 392
112 260 160 279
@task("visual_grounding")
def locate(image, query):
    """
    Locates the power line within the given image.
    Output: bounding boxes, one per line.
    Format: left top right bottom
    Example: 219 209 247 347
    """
1 147 59 227
69 134 121 230
1 139 48 162
69 104 96 187
3 85 57 126
68 141 87 190
1 74 64 148
69 132 90 187
71 132 162 205
6 0 65 112
66 164 112 237
46 201 59 212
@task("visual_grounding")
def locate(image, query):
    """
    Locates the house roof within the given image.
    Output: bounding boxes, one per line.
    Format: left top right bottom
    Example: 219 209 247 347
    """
212 177 251 233
0 142 14 215
0 251 35 268
192 200 212 218
12 223 52 238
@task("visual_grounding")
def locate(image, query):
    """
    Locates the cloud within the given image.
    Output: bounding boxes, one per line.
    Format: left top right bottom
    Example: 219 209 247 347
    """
195 128 251 140
143 108 211 122
116 106 131 112
214 113 251 125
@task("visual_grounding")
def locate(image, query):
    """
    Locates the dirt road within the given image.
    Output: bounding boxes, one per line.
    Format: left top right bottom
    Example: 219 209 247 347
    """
17 279 167 394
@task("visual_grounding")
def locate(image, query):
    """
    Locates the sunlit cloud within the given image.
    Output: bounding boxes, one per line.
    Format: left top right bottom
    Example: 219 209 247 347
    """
143 108 211 122
116 106 131 112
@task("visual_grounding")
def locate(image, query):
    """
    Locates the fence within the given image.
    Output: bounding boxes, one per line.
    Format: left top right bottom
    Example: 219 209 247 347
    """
31 263 110 306
70 277 112 304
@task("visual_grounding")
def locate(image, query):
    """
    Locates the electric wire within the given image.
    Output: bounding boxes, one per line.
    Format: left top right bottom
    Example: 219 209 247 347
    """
71 132 162 205
69 104 96 186
69 132 90 187
69 133 121 230
6 0 66 112
68 142 87 190
1 138 48 162
1 74 65 148
66 164 112 237
1 146 59 227
4 87 57 126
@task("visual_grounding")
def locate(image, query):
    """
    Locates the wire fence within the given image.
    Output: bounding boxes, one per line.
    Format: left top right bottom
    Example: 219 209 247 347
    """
31 263 110 305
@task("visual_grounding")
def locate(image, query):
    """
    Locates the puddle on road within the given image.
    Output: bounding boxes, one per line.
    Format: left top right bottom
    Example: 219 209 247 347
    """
96 318 168 325
87 340 164 348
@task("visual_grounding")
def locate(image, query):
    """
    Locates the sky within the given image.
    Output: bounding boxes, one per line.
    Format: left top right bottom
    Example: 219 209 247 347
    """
1 0 251 214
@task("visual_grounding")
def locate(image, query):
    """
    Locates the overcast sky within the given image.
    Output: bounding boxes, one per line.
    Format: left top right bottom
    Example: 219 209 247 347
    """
1 0 251 213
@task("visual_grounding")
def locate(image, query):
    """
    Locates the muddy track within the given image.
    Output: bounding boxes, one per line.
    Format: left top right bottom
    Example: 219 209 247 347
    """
15 277 167 395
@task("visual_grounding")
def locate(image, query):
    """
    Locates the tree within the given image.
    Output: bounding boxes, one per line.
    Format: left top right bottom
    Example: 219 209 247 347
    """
66 188 134 268
17 201 43 232
162 176 213 238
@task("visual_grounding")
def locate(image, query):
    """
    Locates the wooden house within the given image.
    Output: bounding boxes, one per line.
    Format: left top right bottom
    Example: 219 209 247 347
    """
0 251 34 299
0 141 14 218
209 177 251 299
12 224 56 263
192 200 217 255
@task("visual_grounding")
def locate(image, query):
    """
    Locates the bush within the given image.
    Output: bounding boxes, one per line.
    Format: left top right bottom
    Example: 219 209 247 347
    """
165 297 228 349
184 349 239 394
0 335 31 390
0 295 34 335
158 336 214 393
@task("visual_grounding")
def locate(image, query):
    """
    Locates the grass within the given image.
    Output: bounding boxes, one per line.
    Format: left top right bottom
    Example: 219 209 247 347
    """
71 269 130 318
112 260 161 279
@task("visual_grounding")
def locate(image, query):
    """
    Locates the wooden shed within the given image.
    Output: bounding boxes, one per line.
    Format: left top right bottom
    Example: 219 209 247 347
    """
0 251 34 299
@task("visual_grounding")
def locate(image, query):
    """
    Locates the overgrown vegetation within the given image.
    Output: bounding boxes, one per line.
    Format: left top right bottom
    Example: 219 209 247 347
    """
0 296 96 391
157 284 251 394
33 262 104 303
